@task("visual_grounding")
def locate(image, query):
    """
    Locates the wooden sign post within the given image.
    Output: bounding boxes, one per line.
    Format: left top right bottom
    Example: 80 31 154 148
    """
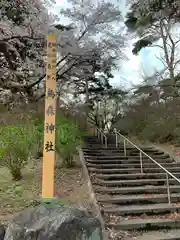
42 34 57 199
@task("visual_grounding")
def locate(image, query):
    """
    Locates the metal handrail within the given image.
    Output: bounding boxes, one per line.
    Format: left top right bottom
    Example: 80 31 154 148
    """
95 127 107 148
114 128 180 204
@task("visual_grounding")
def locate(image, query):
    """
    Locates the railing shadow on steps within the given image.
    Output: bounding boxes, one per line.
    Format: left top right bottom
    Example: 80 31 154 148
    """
93 126 180 205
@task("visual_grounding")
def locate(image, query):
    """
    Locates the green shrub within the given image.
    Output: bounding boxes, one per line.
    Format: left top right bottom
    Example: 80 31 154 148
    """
30 112 84 167
0 111 84 179
55 114 82 167
33 114 44 157
0 123 39 180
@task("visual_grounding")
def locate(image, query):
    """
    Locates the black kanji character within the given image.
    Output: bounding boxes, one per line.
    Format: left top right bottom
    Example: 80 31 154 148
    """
48 64 52 69
47 88 55 99
45 141 54 152
46 105 55 116
46 123 55 134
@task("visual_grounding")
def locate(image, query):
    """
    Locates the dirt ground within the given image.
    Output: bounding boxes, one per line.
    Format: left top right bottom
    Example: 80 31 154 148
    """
0 154 92 225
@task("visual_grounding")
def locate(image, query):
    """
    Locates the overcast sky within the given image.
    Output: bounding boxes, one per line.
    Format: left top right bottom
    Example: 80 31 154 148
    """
51 0 165 89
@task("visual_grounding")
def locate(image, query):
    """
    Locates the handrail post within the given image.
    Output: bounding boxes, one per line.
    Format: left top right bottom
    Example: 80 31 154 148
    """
105 137 107 148
101 132 103 144
140 151 143 173
166 173 171 204
94 127 97 136
114 128 118 148
124 139 126 156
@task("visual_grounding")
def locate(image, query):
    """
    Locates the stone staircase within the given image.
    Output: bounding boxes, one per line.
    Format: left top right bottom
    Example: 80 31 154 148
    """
82 135 180 240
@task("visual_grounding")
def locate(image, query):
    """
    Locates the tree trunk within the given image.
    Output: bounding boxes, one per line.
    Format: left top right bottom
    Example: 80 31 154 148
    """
85 78 90 129
160 19 178 97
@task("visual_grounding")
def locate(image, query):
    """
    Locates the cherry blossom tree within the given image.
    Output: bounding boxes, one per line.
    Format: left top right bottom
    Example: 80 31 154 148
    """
0 0 57 107
0 0 126 108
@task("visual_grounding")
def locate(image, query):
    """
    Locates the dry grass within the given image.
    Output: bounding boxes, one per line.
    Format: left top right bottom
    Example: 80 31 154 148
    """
0 154 92 225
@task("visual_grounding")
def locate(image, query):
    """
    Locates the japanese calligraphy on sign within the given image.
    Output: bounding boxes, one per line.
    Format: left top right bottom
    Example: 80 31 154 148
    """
48 42 56 48
46 88 56 99
46 123 56 134
47 75 56 81
48 64 52 69
42 34 57 199
45 141 54 152
46 105 55 116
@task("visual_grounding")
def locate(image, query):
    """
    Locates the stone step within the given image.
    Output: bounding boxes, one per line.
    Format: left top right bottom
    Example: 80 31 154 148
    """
84 147 124 150
84 151 126 155
95 172 180 180
84 144 153 148
87 163 133 168
83 147 157 151
129 154 170 159
84 136 180 237
82 147 159 153
130 151 165 156
83 148 121 151
133 229 180 240
85 144 118 147
131 149 162 153
85 155 127 159
86 158 174 164
95 185 180 195
83 148 167 152
102 203 180 215
84 154 170 159
106 218 180 230
87 163 180 169
98 193 180 205
84 143 154 149
83 148 159 153
88 167 140 174
95 178 178 187
88 167 180 174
